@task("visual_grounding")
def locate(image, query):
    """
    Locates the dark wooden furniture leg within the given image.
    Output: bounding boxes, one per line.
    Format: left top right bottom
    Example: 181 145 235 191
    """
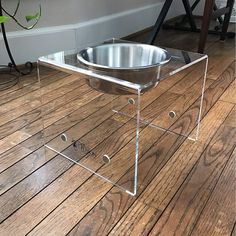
182 0 197 30
220 0 235 40
198 0 215 53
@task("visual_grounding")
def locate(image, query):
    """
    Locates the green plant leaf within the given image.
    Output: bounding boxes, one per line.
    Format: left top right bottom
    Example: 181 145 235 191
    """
0 16 10 24
25 12 40 22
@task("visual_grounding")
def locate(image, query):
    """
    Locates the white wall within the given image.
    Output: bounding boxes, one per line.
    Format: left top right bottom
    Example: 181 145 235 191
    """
3 0 164 31
0 0 185 64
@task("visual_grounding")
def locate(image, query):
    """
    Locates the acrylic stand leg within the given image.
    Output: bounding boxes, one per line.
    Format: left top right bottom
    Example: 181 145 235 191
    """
112 56 208 142
38 62 142 196
193 57 208 141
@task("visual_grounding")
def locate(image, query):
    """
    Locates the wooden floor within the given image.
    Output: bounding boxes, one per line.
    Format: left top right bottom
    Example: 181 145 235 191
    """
0 26 235 236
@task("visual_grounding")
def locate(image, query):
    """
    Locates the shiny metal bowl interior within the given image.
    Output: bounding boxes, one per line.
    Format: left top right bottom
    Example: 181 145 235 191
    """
78 43 170 69
77 43 171 94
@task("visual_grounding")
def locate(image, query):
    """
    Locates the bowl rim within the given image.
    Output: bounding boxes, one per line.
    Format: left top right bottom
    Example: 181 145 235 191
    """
77 43 171 70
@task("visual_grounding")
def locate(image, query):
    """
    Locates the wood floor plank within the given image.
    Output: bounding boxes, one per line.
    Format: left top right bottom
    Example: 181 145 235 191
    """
150 77 214 130
0 88 99 172
158 64 196 90
148 109 236 236
0 70 62 107
27 61 230 234
0 80 89 140
220 80 236 104
109 202 160 236
0 145 32 173
0 66 58 98
0 93 118 195
26 54 233 236
168 61 235 138
107 100 234 236
0 69 190 194
0 66 194 186
0 118 140 235
0 71 69 116
0 72 195 234
190 148 236 236
0 118 142 235
68 132 185 236
202 61 235 111
0 86 99 157
0 97 123 221
2 61 192 159
155 28 219 52
26 124 165 235
0 73 82 128
0 81 92 144
68 98 234 236
224 105 236 128
138 100 233 208
0 83 180 234
168 62 205 95
27 99 233 236
67 65 219 235
206 41 235 80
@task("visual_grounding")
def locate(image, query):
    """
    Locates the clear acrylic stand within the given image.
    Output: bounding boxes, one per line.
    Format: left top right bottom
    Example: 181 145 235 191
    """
37 39 208 196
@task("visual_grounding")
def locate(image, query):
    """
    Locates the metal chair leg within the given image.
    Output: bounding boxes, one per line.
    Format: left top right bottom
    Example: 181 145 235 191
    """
182 0 198 30
179 0 201 25
146 0 173 45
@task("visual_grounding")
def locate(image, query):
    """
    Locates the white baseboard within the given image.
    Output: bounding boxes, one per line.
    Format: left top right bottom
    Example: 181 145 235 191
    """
0 2 173 65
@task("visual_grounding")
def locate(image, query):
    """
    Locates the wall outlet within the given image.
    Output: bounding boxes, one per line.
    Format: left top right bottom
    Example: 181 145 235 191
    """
216 0 236 23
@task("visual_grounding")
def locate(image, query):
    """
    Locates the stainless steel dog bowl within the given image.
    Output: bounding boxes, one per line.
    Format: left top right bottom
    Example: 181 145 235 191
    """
77 43 170 94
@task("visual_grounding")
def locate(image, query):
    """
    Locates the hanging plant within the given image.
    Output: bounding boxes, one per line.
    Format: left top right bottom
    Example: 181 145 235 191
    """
0 0 42 89
0 0 41 30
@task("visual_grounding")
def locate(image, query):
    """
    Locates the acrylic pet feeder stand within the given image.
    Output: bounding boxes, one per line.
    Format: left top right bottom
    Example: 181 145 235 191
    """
37 39 208 196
